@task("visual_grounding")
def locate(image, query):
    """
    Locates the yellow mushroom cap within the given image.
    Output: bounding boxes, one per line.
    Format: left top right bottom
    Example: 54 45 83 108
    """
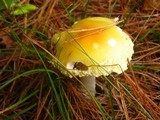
53 17 134 77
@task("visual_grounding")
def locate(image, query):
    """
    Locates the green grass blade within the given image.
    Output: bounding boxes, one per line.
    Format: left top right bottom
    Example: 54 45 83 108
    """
0 69 53 89
106 80 116 120
121 0 141 28
0 90 38 115
60 0 75 23
81 0 90 18
119 81 154 120
30 40 68 120
4 103 37 120
135 20 160 44
108 0 118 17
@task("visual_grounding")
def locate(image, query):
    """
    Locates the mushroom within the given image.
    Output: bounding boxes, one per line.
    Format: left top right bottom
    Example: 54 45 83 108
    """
53 17 134 96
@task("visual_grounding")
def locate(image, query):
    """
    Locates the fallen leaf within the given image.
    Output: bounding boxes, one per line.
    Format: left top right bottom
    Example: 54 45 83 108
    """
11 3 38 15
0 31 16 48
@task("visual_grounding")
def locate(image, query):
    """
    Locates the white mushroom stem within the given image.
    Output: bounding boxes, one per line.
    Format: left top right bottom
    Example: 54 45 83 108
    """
80 76 96 96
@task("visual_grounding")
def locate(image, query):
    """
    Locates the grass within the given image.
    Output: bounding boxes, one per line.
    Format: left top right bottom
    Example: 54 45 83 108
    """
0 0 160 120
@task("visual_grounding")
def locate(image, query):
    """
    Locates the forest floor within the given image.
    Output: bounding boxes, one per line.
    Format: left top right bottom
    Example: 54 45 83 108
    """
0 0 160 120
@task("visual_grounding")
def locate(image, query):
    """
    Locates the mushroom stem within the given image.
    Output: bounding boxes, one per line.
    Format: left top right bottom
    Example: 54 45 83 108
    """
80 76 96 96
